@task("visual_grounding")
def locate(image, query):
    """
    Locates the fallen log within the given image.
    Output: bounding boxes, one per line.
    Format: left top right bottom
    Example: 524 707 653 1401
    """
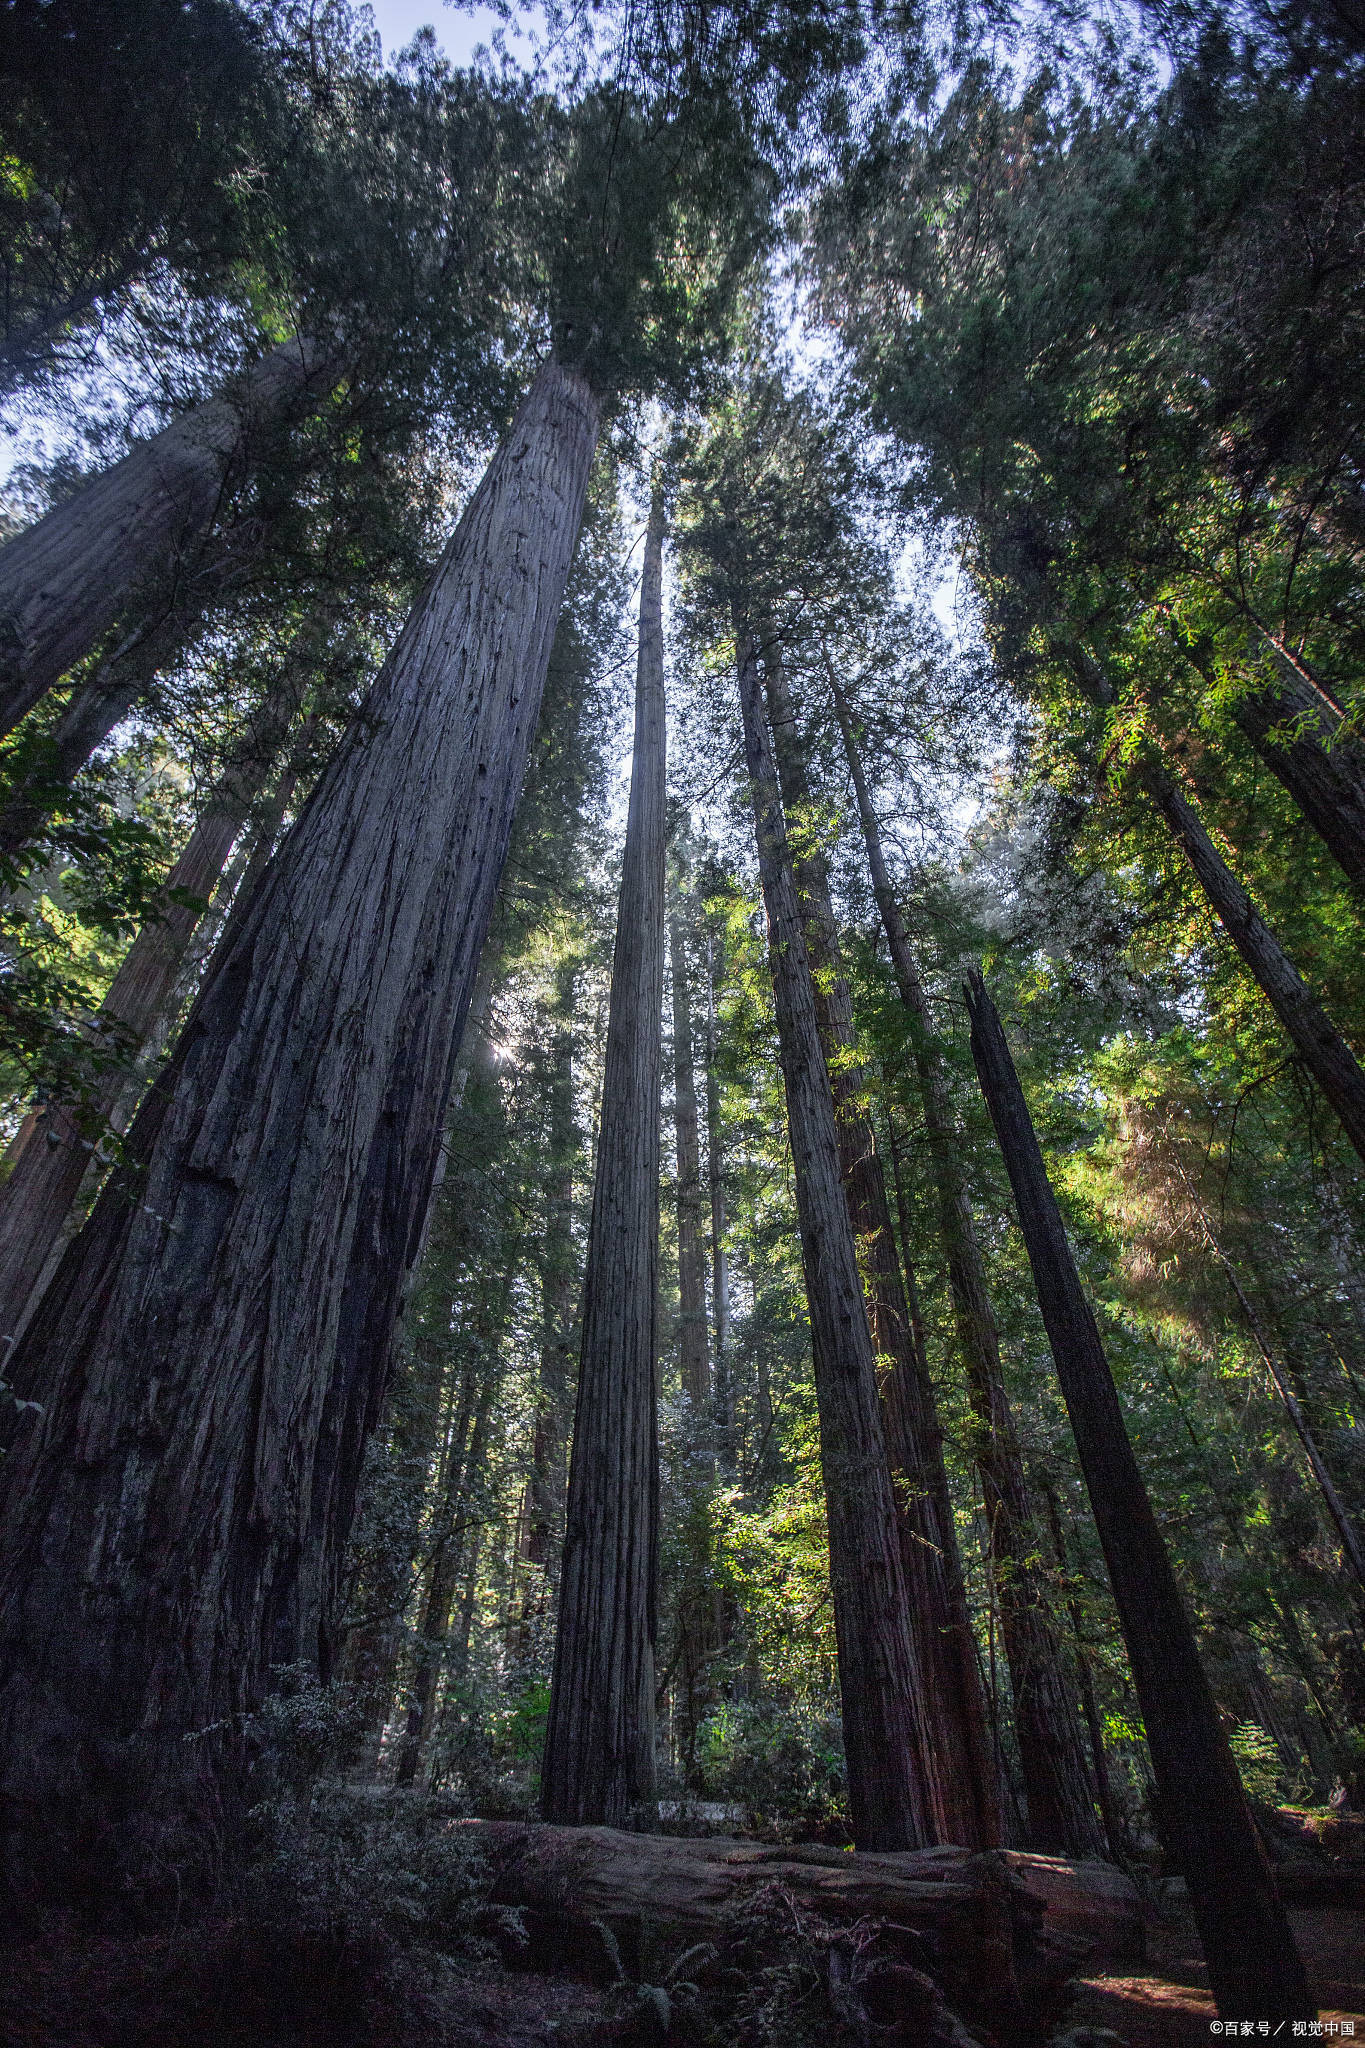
467 1822 1142 2040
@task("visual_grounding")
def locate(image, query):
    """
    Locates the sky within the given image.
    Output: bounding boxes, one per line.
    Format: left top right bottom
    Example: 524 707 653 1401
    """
366 0 534 69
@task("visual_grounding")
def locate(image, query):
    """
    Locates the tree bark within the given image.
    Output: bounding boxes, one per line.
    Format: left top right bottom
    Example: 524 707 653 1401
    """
1171 631 1365 899
965 970 1314 2024
0 676 305 1354
526 968 577 1572
0 605 196 866
1232 684 1365 899
670 902 710 1412
0 335 339 740
472 1820 1142 2039
1040 1479 1124 1863
1072 645 1365 1169
0 358 600 1907
734 617 929 1852
829 662 1103 1861
761 632 998 1853
704 927 734 1467
1142 757 1365 1167
542 479 667 1828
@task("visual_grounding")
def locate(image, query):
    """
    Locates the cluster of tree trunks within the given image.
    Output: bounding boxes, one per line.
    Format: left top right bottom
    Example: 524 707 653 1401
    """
825 653 1104 1862
761 628 999 1852
734 615 931 1850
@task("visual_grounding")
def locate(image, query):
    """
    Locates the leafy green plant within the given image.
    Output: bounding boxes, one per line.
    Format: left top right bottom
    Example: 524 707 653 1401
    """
694 1701 848 1843
1229 1722 1284 1806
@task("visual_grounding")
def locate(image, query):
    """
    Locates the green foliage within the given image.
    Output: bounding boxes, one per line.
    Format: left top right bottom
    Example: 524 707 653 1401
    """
246 1669 501 1966
694 1700 848 1842
1229 1721 1286 1805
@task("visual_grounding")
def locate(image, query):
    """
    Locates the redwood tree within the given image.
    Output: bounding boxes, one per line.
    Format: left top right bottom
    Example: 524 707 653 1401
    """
734 616 931 1850
0 337 341 740
829 660 1103 1859
542 479 668 1826
967 970 1313 2025
760 628 998 1850
0 357 601 1902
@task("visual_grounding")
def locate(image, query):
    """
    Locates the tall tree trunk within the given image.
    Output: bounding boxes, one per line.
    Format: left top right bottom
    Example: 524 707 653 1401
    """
965 971 1313 2025
704 927 734 1468
395 1289 509 1790
1176 638 1365 899
761 631 997 1852
1072 644 1365 1169
526 968 577 1572
0 335 339 739
0 358 600 1905
542 480 667 1828
734 616 929 1852
0 679 307 1347
670 881 721 1772
1143 758 1365 1164
829 663 1103 1860
670 902 710 1413
0 605 197 866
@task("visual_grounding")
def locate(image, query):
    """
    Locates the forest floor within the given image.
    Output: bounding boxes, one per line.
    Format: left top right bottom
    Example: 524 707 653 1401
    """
4 1904 1361 2047
1061 1902 1365 2047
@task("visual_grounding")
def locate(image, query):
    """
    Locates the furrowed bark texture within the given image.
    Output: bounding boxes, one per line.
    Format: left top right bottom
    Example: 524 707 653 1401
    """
965 972 1314 2025
0 681 305 1351
735 619 929 1852
0 359 600 1900
541 482 666 1828
473 1822 1143 2037
0 336 338 739
763 636 996 1852
527 974 577 1571
829 666 1102 1861
670 907 711 1411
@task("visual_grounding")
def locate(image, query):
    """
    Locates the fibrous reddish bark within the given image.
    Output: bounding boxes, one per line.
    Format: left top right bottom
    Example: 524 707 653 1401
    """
0 358 600 1904
0 336 338 740
965 971 1313 2025
735 618 929 1852
829 662 1103 1861
542 480 667 1827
